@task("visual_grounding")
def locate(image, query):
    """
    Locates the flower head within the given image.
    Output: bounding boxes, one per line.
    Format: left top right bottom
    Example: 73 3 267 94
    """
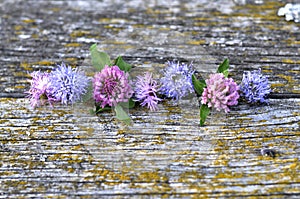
160 61 194 101
26 71 55 108
278 3 300 23
239 68 271 103
93 65 133 108
48 63 90 105
134 72 161 111
201 73 239 113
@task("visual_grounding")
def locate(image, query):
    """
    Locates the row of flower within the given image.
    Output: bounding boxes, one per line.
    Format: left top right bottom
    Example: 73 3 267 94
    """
27 44 271 126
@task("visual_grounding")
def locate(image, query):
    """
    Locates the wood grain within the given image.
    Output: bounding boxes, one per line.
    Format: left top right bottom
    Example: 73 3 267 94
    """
0 0 299 198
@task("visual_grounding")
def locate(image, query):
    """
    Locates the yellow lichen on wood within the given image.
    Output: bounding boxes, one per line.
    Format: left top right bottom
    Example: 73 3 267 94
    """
14 25 23 31
281 59 300 64
70 30 91 38
22 19 36 23
35 60 55 66
65 57 78 64
277 74 296 83
186 40 206 45
271 83 285 89
64 43 82 47
285 37 300 46
14 71 28 77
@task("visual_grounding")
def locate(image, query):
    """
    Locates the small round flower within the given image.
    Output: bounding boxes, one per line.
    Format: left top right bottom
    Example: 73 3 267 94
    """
26 71 55 108
134 72 161 111
239 68 271 103
160 61 195 101
201 73 239 113
278 3 300 23
93 65 133 108
48 63 90 105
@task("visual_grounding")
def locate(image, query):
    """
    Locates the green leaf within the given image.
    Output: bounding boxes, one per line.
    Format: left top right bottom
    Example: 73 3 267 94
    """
217 58 229 77
200 104 210 126
119 98 135 109
81 81 93 103
95 105 111 114
223 70 229 78
114 104 131 125
114 56 132 72
192 74 206 96
90 44 111 71
89 109 95 115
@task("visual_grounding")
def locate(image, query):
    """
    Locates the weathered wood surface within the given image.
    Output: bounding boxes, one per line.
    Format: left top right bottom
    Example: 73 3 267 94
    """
0 0 300 198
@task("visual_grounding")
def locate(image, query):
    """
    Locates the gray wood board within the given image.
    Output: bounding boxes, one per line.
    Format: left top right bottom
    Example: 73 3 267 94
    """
0 0 299 198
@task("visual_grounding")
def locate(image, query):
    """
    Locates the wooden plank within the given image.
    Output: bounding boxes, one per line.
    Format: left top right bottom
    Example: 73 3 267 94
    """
0 97 299 197
0 0 300 198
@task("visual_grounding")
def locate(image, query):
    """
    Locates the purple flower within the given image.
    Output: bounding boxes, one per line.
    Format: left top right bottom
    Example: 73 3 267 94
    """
26 71 56 108
160 61 194 101
93 65 133 108
201 73 239 113
240 69 271 103
134 72 161 111
48 63 90 105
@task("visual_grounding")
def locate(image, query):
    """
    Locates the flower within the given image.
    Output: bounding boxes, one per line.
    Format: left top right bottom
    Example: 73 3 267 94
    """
134 72 161 111
26 71 55 108
160 61 195 101
201 73 239 113
239 68 271 103
93 65 133 108
48 63 90 105
278 3 300 23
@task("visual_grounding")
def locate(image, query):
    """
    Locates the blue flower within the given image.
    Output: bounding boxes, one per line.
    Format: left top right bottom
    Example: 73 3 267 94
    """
49 63 90 105
240 68 271 103
134 72 161 111
160 61 195 101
